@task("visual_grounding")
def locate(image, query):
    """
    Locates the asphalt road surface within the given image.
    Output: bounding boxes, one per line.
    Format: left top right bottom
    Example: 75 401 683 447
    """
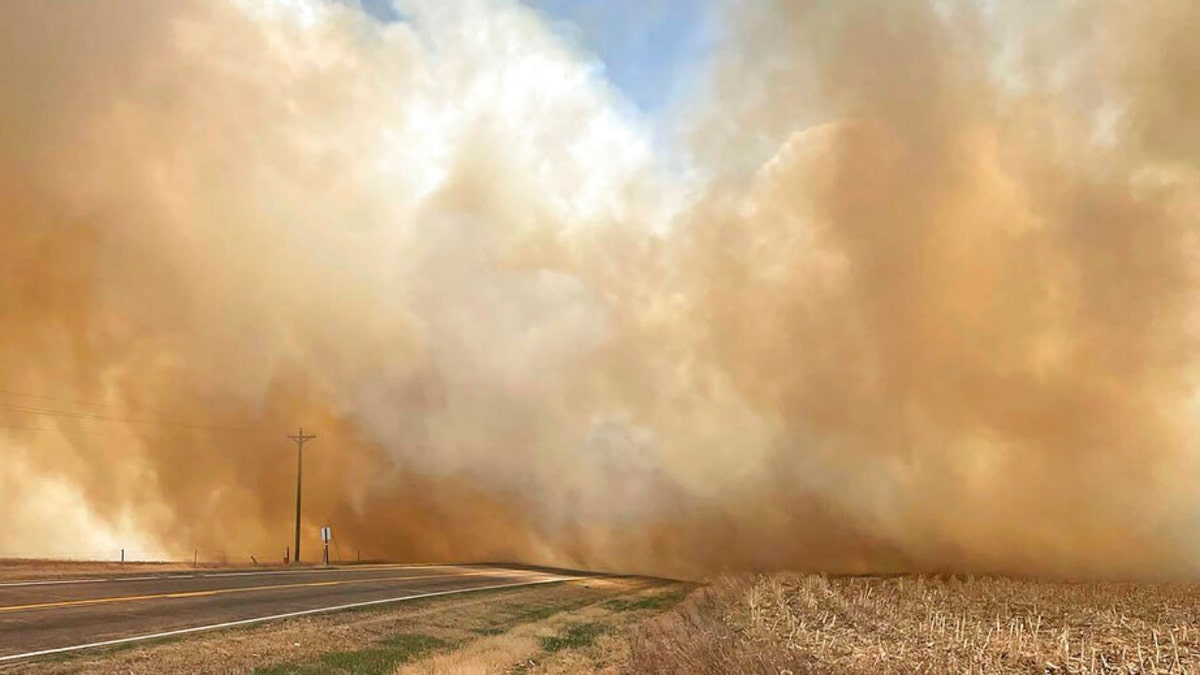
0 564 586 662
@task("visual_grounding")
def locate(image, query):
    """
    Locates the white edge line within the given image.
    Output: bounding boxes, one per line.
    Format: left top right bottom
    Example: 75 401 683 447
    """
0 564 469 589
0 578 107 589
0 575 589 663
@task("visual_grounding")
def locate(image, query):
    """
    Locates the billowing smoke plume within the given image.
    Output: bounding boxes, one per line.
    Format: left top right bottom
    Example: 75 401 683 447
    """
1 0 1198 579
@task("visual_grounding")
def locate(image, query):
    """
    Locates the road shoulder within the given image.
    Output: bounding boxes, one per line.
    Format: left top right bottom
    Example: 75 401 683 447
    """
4 577 694 674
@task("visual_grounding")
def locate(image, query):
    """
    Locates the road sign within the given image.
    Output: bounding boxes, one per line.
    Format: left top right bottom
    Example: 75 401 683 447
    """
320 526 332 543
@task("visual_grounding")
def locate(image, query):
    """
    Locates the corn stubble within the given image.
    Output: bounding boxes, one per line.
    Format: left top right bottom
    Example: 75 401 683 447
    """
627 575 1200 674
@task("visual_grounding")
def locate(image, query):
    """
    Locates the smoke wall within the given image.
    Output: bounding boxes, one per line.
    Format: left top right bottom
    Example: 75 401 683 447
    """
1 0 1198 579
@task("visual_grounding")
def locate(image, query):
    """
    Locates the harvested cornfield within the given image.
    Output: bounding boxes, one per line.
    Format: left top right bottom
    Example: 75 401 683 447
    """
625 574 1200 674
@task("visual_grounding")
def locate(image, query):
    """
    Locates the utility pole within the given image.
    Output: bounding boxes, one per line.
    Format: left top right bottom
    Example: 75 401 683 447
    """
287 427 316 563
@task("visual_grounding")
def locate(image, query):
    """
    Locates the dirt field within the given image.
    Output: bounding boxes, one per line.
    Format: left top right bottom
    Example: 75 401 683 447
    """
624 574 1200 674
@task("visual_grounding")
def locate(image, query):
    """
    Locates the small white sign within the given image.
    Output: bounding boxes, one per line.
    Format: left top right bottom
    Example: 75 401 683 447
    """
320 526 332 543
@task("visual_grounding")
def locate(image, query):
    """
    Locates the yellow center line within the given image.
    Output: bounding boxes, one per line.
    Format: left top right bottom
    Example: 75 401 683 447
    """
0 570 541 614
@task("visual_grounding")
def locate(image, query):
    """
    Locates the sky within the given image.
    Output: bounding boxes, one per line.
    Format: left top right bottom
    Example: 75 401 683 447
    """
360 0 717 112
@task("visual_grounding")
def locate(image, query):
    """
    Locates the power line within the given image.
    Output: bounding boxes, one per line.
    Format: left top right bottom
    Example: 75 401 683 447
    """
0 387 359 444
0 421 362 449
0 425 278 442
0 401 266 435
0 387 117 408
0 386 270 434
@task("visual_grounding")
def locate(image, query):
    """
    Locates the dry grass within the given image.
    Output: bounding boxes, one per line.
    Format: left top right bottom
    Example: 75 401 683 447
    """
396 604 611 674
379 579 690 675
624 574 1200 674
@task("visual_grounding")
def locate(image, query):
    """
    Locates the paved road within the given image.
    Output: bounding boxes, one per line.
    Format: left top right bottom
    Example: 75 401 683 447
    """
0 564 585 662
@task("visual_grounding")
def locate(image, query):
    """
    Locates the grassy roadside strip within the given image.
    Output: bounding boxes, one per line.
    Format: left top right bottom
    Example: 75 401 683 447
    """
398 581 695 674
254 581 695 674
255 634 450 675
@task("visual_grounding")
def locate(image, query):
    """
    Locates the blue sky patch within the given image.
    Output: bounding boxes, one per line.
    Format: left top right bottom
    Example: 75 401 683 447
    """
359 0 716 113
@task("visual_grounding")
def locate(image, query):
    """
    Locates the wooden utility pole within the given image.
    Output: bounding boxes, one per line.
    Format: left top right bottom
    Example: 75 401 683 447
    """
287 427 316 563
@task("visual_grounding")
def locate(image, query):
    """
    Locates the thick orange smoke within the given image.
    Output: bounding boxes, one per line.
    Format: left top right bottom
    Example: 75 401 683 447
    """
1 0 1197 579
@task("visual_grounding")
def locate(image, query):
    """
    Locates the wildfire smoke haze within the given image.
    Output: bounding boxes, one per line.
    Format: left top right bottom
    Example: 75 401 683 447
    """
1 0 1198 580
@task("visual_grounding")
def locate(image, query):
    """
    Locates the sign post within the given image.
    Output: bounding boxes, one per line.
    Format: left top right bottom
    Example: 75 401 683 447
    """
320 526 332 566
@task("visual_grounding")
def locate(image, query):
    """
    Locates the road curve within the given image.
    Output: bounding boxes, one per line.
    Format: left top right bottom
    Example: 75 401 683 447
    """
0 564 587 662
